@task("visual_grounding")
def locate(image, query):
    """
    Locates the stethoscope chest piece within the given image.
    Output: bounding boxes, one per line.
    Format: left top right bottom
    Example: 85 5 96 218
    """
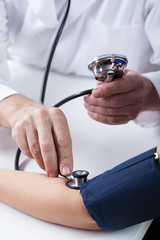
88 54 128 82
66 170 89 189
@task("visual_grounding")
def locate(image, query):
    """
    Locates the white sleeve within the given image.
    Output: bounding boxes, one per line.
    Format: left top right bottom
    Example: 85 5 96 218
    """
134 0 160 128
0 0 18 102
0 0 18 142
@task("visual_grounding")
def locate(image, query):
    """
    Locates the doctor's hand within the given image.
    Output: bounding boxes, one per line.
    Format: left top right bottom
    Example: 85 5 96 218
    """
0 95 73 177
84 70 160 125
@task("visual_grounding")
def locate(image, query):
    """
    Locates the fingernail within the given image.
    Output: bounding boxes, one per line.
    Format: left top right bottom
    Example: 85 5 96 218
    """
88 111 93 117
83 96 89 103
48 173 55 178
93 88 101 97
62 166 71 176
84 102 89 108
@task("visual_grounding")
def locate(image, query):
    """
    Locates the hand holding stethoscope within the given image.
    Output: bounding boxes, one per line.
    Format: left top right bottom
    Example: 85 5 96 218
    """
84 68 155 126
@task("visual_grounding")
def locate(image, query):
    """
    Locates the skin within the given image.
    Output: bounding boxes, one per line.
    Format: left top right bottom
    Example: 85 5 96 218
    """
157 145 160 161
0 94 73 177
0 146 159 230
84 70 160 125
0 168 99 230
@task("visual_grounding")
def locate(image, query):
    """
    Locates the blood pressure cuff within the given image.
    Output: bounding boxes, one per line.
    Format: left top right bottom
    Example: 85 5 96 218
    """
80 147 160 231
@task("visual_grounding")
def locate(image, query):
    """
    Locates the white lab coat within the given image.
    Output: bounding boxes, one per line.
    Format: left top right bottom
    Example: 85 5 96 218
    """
0 0 160 129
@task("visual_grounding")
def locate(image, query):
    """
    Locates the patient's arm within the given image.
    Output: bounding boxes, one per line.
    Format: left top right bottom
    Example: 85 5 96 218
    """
0 169 99 230
0 146 159 231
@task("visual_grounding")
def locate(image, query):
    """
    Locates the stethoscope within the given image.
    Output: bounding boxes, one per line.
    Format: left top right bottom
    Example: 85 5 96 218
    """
14 0 128 189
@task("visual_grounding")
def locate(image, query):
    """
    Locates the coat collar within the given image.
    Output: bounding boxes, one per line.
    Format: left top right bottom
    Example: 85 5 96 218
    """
65 0 94 27
27 0 94 29
27 0 58 28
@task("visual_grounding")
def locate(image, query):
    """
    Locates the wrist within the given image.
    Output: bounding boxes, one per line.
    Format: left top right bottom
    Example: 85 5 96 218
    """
142 78 160 111
0 94 38 128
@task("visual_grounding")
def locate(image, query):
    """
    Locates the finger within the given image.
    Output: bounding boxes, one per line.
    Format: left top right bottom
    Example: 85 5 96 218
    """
84 90 143 108
97 81 104 86
51 108 73 176
35 109 58 177
92 77 136 98
87 111 130 125
11 122 32 159
84 102 139 119
25 122 45 170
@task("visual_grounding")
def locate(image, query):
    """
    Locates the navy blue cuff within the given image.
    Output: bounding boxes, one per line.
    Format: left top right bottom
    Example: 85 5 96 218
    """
80 147 160 231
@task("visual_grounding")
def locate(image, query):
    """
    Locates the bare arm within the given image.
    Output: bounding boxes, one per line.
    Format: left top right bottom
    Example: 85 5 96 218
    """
0 168 99 230
0 145 160 230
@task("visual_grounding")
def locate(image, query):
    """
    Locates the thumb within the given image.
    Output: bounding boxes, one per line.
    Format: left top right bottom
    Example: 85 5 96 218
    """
92 81 116 98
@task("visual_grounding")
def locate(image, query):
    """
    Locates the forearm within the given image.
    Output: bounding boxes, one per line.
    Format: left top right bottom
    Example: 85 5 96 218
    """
0 169 99 230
